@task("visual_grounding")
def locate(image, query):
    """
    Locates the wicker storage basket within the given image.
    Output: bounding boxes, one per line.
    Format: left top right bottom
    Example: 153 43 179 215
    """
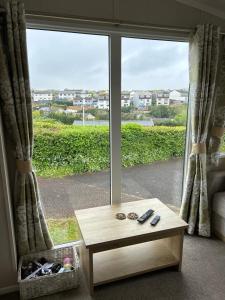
18 245 80 300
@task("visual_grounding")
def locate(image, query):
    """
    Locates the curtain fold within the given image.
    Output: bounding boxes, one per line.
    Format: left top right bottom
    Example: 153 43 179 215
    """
208 36 225 161
180 24 220 237
0 0 53 256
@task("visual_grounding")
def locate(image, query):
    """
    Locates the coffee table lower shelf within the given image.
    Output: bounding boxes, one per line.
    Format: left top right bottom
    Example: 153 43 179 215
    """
93 240 179 286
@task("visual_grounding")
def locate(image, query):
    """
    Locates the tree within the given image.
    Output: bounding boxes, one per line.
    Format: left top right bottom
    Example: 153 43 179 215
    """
51 100 73 106
85 108 98 116
174 111 187 125
149 105 176 118
121 106 133 113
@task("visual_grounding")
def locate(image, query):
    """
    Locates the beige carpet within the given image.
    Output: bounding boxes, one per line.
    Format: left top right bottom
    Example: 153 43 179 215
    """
2 236 225 300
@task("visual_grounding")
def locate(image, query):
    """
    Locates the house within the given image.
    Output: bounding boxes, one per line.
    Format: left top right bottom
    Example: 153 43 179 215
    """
169 89 188 104
96 92 109 109
32 90 53 101
75 90 92 99
121 98 131 107
156 91 170 105
139 94 152 107
97 99 109 110
64 106 78 114
72 98 83 106
86 113 95 120
121 91 131 107
130 91 152 108
58 89 76 100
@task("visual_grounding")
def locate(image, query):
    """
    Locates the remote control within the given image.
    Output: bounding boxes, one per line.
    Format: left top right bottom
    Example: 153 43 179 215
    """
137 209 154 224
150 215 160 226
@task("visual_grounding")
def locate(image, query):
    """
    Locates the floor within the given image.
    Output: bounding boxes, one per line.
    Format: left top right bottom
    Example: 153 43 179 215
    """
38 158 183 218
3 235 225 300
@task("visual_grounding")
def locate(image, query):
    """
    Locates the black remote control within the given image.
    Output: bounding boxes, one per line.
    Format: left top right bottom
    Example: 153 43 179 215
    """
137 209 154 224
150 215 160 226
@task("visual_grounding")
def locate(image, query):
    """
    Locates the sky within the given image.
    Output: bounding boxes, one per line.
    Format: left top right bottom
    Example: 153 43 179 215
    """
27 29 189 91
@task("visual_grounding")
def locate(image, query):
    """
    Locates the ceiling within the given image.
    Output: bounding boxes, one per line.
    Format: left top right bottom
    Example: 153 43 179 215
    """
176 0 225 20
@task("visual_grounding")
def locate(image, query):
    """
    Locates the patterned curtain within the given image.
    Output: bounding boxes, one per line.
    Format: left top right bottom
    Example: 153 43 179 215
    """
180 24 220 237
208 36 225 162
0 0 53 255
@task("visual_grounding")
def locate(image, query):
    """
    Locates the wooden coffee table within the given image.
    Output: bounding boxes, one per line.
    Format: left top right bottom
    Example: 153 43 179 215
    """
75 198 188 295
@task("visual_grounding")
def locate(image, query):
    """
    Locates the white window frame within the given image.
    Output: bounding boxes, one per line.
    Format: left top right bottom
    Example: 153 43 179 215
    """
27 18 189 206
26 18 190 239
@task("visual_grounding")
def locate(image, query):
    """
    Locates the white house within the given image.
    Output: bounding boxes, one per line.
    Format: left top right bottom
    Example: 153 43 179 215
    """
130 91 152 108
169 90 188 104
64 108 78 114
139 96 152 107
130 91 140 107
156 92 170 106
32 91 53 101
81 91 92 98
97 99 109 110
121 99 131 107
73 98 95 106
58 89 76 100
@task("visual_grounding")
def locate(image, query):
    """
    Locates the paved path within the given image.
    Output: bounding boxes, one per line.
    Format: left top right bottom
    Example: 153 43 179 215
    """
38 158 184 218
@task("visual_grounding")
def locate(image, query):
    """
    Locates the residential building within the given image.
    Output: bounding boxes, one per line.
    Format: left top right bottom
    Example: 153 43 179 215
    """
139 95 152 107
58 89 76 100
80 91 93 98
32 90 53 101
97 99 109 109
130 91 152 108
73 97 95 106
156 91 170 106
121 99 131 107
64 106 78 114
66 105 95 112
169 90 188 104
96 93 109 109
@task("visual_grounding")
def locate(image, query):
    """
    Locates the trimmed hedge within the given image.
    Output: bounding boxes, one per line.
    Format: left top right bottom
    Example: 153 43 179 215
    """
121 124 185 167
33 120 186 177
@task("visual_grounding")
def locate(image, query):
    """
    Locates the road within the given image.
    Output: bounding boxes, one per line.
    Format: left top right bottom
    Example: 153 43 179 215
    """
38 158 184 218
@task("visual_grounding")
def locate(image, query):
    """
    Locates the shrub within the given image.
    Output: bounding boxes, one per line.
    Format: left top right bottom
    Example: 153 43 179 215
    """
33 120 186 177
47 112 76 125
121 124 185 167
149 105 176 118
33 120 110 176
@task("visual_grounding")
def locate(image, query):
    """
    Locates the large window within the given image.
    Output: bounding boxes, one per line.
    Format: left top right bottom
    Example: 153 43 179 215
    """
27 28 189 245
27 29 110 245
121 37 189 208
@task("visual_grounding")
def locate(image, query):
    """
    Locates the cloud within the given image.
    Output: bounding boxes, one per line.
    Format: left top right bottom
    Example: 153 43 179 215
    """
122 38 189 89
27 29 109 90
27 30 189 90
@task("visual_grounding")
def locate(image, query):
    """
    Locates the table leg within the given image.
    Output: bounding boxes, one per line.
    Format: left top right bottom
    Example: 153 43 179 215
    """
80 241 94 295
163 232 184 271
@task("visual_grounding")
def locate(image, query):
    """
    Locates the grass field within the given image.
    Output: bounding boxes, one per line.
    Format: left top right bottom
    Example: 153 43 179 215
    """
46 218 80 245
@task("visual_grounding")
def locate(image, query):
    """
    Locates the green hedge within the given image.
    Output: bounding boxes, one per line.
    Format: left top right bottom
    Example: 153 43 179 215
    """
33 120 186 177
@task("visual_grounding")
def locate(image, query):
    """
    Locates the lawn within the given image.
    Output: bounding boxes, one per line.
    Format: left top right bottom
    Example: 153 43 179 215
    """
46 218 80 245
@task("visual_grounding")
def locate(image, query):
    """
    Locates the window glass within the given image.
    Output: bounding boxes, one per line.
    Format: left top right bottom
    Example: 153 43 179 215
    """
121 37 189 208
27 29 110 245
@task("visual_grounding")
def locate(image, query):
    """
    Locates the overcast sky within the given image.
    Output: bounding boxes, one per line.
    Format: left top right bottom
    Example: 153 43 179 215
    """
27 29 189 91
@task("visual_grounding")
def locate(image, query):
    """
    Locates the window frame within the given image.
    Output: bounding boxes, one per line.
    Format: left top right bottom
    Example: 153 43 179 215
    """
26 18 190 246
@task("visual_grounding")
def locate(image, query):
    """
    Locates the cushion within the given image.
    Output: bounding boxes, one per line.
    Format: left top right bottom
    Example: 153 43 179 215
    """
212 192 225 218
